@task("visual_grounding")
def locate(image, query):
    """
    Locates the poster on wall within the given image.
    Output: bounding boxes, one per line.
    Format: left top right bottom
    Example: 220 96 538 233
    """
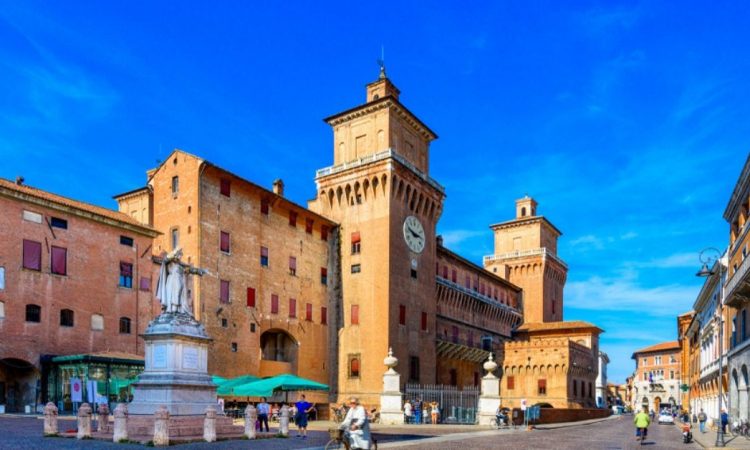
87 380 97 404
70 378 83 403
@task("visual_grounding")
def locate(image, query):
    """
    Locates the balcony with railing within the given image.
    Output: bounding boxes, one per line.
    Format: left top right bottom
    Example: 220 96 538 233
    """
483 247 568 269
726 252 750 307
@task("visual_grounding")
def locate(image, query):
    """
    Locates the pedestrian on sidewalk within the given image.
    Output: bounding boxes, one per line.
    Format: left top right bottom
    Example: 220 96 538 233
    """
403 400 412 424
721 409 729 434
257 397 270 432
698 409 707 433
414 398 423 425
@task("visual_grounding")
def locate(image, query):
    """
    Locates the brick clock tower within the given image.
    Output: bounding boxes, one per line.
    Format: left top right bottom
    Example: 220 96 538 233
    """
309 70 445 403
483 196 567 324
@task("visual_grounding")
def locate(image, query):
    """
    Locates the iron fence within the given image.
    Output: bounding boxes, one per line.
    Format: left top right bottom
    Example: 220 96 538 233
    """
404 383 480 424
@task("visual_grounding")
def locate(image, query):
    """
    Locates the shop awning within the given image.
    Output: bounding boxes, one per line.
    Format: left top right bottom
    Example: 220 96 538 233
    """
50 351 144 366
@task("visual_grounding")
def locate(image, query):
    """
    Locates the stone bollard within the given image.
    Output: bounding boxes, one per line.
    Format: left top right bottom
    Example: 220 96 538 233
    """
113 403 128 443
77 403 93 439
153 405 170 446
43 402 58 435
203 405 217 442
244 404 257 439
97 403 110 433
279 405 289 437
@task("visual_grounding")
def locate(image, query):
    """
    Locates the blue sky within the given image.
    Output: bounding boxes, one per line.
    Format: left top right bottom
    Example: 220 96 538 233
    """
1 1 748 383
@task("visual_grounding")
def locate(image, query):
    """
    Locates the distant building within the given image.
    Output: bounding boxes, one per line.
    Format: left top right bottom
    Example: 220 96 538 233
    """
631 341 682 412
596 352 610 408
0 178 158 412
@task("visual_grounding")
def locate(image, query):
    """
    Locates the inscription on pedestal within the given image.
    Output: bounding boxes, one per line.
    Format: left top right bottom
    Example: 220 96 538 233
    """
153 344 168 368
183 347 199 370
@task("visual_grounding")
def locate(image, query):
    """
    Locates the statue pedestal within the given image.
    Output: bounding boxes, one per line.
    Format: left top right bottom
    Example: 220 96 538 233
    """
128 313 217 416
477 375 501 426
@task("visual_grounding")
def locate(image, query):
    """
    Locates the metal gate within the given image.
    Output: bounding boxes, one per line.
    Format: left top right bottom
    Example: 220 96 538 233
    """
404 383 480 424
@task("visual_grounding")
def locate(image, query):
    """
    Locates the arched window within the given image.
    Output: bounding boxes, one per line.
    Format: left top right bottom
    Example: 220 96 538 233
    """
119 317 132 334
60 309 74 327
26 304 41 323
349 356 360 378
521 207 526 217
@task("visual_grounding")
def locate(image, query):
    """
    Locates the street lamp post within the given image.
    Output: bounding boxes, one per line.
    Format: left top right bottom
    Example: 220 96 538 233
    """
697 247 725 448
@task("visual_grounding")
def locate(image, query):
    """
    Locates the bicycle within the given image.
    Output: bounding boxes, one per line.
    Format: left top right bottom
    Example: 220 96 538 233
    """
490 415 515 430
324 428 378 450
637 427 648 445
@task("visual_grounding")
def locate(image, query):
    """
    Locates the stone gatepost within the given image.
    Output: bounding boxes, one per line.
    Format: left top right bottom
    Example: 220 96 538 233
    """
113 404 128 443
279 405 289 436
97 403 110 433
244 404 257 439
477 353 501 426
77 403 93 439
43 402 58 435
203 405 217 442
380 347 404 425
153 405 170 446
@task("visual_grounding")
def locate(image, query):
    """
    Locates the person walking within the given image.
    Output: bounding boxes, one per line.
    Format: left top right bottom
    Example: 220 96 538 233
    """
294 394 314 439
256 397 270 432
403 400 413 424
698 409 707 433
430 401 440 424
414 398 423 425
634 407 651 441
721 409 729 434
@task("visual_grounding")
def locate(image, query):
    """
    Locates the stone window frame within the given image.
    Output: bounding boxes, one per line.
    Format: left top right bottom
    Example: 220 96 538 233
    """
348 353 361 379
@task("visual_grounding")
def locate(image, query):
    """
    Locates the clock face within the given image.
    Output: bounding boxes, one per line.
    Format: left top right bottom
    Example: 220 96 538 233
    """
403 215 426 253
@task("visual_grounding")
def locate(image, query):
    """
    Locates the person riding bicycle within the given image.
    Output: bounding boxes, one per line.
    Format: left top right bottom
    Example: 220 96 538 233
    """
340 397 372 449
495 405 509 427
634 407 651 441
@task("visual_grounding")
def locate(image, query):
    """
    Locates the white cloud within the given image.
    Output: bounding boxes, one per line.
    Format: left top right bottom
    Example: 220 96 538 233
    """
641 252 700 269
440 229 486 248
569 234 604 250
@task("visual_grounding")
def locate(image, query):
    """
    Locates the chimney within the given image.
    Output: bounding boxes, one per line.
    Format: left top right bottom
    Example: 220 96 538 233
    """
272 179 284 197
15 176 24 185
436 235 444 247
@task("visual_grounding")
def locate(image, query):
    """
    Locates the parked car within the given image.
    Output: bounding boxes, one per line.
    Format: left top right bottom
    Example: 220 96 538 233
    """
658 410 675 424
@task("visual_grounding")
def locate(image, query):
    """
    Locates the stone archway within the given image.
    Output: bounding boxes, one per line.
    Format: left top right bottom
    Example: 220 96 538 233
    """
741 365 749 420
654 396 661 412
0 358 38 413
259 329 298 377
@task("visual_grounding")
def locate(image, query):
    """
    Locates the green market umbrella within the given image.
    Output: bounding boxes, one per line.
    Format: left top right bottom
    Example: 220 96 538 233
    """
211 375 228 385
216 374 261 396
231 373 329 397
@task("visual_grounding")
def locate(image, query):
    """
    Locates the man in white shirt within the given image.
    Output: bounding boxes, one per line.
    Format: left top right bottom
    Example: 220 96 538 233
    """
404 400 413 424
257 397 270 432
340 397 372 450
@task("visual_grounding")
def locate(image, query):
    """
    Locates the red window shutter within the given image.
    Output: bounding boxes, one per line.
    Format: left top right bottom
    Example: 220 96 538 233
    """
271 294 279 314
351 232 361 243
351 358 360 377
451 269 457 282
306 303 312 321
305 218 314 234
465 274 471 288
508 376 515 390
220 178 231 197
51 246 67 275
260 199 269 215
442 266 448 278
421 312 427 331
220 231 230 252
220 280 230 303
399 305 406 325
120 262 133 277
289 211 297 226
289 256 297 270
140 276 151 291
289 298 296 318
351 304 359 325
321 225 329 241
321 306 328 325
247 287 256 308
261 246 269 257
22 239 41 271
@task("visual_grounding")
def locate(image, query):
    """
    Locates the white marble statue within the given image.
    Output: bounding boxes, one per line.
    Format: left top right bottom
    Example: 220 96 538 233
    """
155 248 204 316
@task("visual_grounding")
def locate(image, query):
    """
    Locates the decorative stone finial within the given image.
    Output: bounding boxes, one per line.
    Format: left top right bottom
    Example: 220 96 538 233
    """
483 352 498 375
384 347 398 371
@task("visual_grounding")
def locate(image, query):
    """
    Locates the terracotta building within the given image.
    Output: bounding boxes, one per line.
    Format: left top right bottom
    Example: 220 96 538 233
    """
630 341 682 412
677 311 694 412
0 177 159 412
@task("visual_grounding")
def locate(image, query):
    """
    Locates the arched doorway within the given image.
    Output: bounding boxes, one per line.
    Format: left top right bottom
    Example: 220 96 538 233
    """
654 396 661 412
0 358 38 413
641 396 649 410
259 330 298 377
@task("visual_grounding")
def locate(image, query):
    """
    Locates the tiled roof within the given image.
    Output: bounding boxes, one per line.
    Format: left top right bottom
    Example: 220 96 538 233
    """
516 320 603 333
633 341 680 355
0 177 156 234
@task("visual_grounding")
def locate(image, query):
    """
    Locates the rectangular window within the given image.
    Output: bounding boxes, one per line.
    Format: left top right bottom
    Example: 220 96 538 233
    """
305 218 314 234
250 323 256 333
119 262 133 288
22 239 42 271
321 225 329 241
573 380 578 396
348 354 361 378
50 217 68 229
139 276 151 291
220 178 231 197
119 317 131 334
399 304 406 325
351 304 359 325
231 342 238 352
260 246 269 267
221 318 228 328
172 176 179 194
451 269 457 283
320 267 328 285
409 356 420 383
421 312 427 331
321 306 328 325
246 287 256 308
26 304 41 322
120 235 134 246
410 267 418 279
220 280 230 304
351 232 361 254
289 298 296 318
451 325 459 343
51 246 67 276
260 199 269 215
465 274 471 289
220 231 230 253
538 379 547 395
0 267 5 290
60 309 74 327
289 211 297 227
306 303 313 321
271 294 279 314
23 210 42 223
171 228 179 250
468 331 474 347
507 375 515 390
351 264 361 274
552 300 556 315
442 266 448 278
289 256 297 275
